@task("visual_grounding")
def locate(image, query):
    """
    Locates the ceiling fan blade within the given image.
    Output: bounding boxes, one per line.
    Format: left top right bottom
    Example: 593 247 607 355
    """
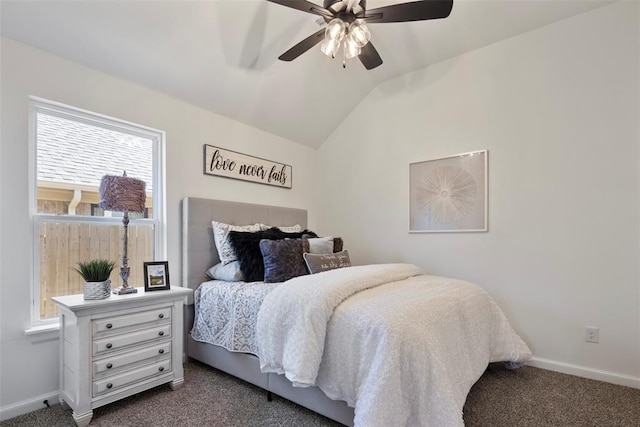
365 0 453 23
278 29 326 61
359 42 383 70
266 0 334 18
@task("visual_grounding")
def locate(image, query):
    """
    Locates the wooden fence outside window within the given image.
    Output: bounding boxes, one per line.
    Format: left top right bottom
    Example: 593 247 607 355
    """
39 222 153 318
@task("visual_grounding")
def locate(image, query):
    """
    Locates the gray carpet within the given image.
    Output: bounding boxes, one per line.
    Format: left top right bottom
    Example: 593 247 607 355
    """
2 361 638 427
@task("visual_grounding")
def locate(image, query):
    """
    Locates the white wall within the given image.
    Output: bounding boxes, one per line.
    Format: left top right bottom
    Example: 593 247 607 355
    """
0 37 317 418
318 2 639 385
1 1 639 420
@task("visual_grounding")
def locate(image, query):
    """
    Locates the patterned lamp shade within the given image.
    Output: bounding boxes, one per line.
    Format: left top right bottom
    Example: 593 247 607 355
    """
99 174 147 213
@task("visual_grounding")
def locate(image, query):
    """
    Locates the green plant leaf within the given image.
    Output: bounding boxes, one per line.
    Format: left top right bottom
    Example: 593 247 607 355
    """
72 259 116 282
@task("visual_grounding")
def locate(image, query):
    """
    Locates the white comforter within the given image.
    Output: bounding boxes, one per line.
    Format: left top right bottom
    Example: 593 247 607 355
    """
256 264 532 427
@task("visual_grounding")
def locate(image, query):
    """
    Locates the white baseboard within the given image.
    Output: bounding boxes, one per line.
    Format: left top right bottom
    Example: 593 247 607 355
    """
0 392 60 421
528 357 640 389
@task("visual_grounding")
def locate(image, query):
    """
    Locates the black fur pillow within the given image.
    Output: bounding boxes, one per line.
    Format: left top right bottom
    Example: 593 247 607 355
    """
229 228 317 282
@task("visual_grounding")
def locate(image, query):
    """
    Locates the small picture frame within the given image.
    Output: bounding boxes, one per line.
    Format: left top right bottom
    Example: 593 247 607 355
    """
143 261 170 292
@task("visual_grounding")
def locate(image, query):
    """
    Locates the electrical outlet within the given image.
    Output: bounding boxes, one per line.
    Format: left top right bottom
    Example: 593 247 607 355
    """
585 326 599 343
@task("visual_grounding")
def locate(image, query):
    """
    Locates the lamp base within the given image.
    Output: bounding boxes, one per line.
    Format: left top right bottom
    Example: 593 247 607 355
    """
112 285 138 295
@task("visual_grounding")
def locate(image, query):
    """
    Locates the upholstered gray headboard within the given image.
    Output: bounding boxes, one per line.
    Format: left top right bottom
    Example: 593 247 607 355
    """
181 197 308 290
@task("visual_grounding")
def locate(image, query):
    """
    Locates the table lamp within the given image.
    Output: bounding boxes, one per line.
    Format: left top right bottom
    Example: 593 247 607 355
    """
99 171 147 295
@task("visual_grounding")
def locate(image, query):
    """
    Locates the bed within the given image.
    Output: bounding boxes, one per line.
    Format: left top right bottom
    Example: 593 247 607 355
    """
181 197 531 426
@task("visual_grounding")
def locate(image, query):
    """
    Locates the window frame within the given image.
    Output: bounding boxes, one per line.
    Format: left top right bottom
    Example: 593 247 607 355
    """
28 97 166 325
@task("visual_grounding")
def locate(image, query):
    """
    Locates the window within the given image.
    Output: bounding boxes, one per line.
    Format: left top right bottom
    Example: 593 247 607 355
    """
29 98 165 323
90 204 149 219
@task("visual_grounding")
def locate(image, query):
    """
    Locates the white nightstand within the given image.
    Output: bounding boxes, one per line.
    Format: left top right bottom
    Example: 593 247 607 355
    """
51 287 193 427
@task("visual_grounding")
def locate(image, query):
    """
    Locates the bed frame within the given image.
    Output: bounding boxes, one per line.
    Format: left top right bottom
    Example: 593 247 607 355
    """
181 197 355 426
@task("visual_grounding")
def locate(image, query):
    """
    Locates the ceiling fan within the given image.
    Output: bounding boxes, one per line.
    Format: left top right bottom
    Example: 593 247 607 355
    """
266 0 454 70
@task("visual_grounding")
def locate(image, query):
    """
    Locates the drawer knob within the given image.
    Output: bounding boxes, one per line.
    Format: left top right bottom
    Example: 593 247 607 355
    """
106 383 113 389
158 313 164 319
106 363 113 369
106 323 113 329
158 331 164 337
106 343 113 349
158 366 165 372
159 349 165 354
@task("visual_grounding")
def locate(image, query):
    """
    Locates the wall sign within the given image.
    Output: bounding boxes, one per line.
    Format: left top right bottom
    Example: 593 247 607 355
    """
203 145 292 189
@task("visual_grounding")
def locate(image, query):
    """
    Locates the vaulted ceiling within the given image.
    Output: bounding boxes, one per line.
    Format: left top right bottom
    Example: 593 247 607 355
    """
0 0 612 148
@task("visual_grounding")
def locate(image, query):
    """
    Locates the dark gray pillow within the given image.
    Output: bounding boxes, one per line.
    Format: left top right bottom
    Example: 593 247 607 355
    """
303 250 351 274
259 239 310 283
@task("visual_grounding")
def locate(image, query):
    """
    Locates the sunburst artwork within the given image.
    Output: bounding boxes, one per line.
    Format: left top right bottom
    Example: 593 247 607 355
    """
409 150 487 232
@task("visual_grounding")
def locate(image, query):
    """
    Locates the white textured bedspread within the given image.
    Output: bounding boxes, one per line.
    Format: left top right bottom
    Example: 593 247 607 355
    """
256 264 532 427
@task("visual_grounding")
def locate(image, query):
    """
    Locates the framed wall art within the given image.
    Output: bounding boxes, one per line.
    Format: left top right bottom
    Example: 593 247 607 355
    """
143 261 170 291
409 150 487 233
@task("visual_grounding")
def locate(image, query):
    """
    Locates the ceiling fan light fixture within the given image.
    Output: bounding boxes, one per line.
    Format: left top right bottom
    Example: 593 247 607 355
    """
348 20 371 48
325 18 347 42
269 0 453 70
320 38 341 58
344 37 361 59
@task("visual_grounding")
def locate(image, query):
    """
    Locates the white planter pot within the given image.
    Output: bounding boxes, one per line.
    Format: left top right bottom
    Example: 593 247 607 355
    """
83 279 111 300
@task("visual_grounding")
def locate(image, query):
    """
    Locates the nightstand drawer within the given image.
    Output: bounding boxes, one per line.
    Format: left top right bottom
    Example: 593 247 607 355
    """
93 341 171 375
93 324 171 355
93 307 171 334
93 359 172 396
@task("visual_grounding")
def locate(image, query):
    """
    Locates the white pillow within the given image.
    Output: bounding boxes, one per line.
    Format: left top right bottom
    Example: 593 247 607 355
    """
212 221 263 264
307 236 334 254
261 224 302 233
206 261 244 282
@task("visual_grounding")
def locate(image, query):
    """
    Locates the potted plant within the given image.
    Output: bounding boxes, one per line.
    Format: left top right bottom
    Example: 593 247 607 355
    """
73 259 116 300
